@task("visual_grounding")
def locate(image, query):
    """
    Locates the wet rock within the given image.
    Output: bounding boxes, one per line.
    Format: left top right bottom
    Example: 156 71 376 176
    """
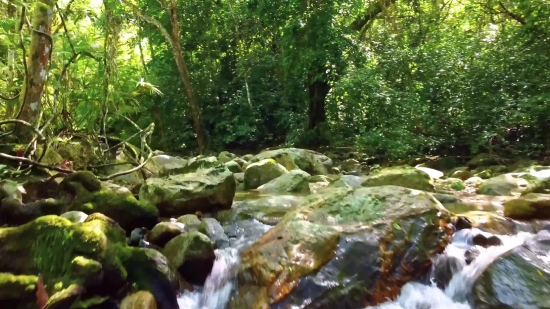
224 160 243 173
343 170 360 176
361 166 435 191
477 174 519 196
454 216 473 231
162 231 215 285
249 148 333 175
432 255 465 289
120 291 157 309
257 169 311 194
140 165 236 217
504 193 550 220
147 222 185 247
473 245 550 309
244 159 289 190
199 218 230 249
465 247 481 264
230 186 453 309
472 234 503 248
59 172 159 234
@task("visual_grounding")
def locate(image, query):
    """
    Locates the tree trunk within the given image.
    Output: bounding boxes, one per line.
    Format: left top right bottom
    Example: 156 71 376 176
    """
16 0 55 141
307 80 330 130
168 0 207 152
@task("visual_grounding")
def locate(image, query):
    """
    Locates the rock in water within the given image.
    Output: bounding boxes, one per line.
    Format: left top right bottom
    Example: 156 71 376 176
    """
162 231 215 285
198 218 230 249
140 165 236 217
473 242 550 309
229 186 453 309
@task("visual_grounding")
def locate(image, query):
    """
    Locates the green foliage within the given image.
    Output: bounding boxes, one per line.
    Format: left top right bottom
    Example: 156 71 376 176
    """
1 0 550 158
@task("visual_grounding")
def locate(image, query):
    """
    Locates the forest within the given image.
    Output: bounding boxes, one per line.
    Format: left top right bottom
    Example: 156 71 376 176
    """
1 0 548 161
2 1 550 309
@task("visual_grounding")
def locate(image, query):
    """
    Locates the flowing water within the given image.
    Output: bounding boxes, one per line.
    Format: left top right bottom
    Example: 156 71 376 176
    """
176 219 539 309
177 219 272 309
366 229 536 309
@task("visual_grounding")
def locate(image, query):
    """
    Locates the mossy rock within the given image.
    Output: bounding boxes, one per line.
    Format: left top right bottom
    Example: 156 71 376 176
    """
59 171 159 234
0 273 38 308
243 159 289 190
0 216 179 309
361 165 435 191
0 197 65 226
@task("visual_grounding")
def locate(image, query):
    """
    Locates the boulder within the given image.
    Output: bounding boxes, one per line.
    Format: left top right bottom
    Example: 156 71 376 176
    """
257 169 311 194
0 197 64 226
162 231 215 285
218 151 237 163
140 165 236 217
449 168 473 180
243 159 288 190
0 215 179 309
144 155 188 177
361 166 435 191
59 171 159 234
147 222 185 247
216 195 302 225
504 193 550 220
249 148 332 175
177 215 202 231
229 186 453 309
476 174 519 196
120 291 157 309
198 218 230 249
224 160 242 173
473 244 550 309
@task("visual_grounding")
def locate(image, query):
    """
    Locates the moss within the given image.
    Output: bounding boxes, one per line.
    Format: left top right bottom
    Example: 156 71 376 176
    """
60 172 158 233
0 273 37 299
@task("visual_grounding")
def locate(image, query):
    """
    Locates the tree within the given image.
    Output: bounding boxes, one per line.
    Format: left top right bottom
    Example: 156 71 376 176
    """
120 0 207 153
16 0 55 141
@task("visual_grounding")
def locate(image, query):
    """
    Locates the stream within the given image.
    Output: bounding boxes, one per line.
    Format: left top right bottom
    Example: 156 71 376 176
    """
175 193 549 309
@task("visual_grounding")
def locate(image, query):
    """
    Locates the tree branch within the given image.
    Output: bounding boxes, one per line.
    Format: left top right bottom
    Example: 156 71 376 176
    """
119 0 175 48
0 152 74 173
498 2 526 25
350 0 398 31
